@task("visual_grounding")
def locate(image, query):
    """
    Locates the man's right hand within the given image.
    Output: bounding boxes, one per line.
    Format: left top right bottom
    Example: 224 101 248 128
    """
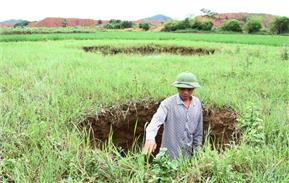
143 139 157 154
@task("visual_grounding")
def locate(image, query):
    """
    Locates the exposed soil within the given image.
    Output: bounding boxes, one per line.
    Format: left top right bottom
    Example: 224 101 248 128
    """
28 17 99 27
82 44 216 56
80 99 239 154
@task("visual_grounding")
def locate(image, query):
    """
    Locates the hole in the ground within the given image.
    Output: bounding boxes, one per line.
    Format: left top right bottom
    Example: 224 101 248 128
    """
80 99 239 154
82 44 215 56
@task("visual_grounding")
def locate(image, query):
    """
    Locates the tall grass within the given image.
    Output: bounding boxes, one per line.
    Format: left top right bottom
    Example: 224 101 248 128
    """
0 37 288 182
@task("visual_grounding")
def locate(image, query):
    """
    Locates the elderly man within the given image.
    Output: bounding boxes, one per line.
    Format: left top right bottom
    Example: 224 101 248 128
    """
143 72 203 160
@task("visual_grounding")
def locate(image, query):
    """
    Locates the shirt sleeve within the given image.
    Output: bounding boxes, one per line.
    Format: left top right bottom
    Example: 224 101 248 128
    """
193 104 203 149
145 100 168 140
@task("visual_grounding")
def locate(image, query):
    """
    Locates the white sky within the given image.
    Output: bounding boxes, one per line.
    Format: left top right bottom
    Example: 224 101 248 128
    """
1 0 289 21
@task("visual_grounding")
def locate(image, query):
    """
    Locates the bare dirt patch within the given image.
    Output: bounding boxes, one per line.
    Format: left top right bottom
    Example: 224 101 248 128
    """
82 44 216 56
80 99 239 154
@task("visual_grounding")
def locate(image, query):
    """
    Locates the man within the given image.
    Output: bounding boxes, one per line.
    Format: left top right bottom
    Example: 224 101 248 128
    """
143 72 203 160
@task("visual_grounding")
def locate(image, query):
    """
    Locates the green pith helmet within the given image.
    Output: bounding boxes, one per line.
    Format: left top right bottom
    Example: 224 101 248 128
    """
171 72 201 89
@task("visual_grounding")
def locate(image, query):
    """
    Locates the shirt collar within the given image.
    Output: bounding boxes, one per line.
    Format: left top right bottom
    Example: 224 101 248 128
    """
176 94 195 106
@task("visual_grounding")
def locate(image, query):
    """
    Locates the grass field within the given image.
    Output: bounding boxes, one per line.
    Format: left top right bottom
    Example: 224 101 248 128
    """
1 31 289 46
0 32 289 182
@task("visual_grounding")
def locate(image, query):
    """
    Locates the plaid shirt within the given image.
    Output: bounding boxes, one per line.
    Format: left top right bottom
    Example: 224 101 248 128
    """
146 94 203 159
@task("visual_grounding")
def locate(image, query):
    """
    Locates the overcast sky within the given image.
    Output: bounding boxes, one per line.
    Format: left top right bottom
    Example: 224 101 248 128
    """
1 0 289 21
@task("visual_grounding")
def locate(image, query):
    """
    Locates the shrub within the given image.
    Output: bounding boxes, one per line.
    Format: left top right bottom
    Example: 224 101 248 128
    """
191 19 213 31
147 148 178 182
14 20 29 28
238 105 265 146
244 19 262 33
109 19 121 24
176 18 191 30
104 20 133 29
220 19 242 32
139 23 150 31
162 19 213 32
120 21 133 29
270 16 289 34
62 19 68 27
198 21 213 31
162 20 178 31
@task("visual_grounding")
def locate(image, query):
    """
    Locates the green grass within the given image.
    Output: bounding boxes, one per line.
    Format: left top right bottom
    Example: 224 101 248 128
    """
0 34 289 182
0 27 104 35
1 31 289 46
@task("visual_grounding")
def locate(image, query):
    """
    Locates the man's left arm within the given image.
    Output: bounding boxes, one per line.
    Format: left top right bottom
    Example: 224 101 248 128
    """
193 105 203 151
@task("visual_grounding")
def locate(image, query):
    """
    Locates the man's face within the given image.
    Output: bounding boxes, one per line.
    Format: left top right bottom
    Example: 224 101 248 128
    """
178 88 193 100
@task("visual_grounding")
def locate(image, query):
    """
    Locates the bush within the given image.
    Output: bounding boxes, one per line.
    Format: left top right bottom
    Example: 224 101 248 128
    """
191 19 213 31
147 148 178 182
162 18 213 32
162 20 178 31
104 20 133 29
62 19 68 27
120 21 133 29
176 18 191 30
244 19 262 33
220 19 242 32
139 23 150 31
109 19 121 24
270 16 289 34
14 20 29 28
198 21 213 31
237 105 265 146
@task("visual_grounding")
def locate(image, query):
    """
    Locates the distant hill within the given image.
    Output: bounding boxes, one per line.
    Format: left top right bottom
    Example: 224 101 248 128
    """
141 14 172 21
0 19 26 25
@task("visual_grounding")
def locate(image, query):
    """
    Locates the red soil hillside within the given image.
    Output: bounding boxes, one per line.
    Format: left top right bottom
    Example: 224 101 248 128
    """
197 13 274 28
27 17 166 28
0 24 13 28
28 17 99 27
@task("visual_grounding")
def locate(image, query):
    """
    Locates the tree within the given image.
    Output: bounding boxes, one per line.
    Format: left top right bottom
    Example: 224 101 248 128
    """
162 18 213 32
139 23 150 31
120 21 133 29
244 19 262 33
190 19 213 31
200 8 217 18
109 19 121 24
270 16 289 34
240 15 248 22
14 20 29 28
104 20 133 29
176 18 191 30
220 19 242 32
202 21 213 31
62 19 68 27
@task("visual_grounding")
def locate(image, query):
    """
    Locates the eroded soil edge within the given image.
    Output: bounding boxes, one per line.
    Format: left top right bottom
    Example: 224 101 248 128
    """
80 98 239 153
